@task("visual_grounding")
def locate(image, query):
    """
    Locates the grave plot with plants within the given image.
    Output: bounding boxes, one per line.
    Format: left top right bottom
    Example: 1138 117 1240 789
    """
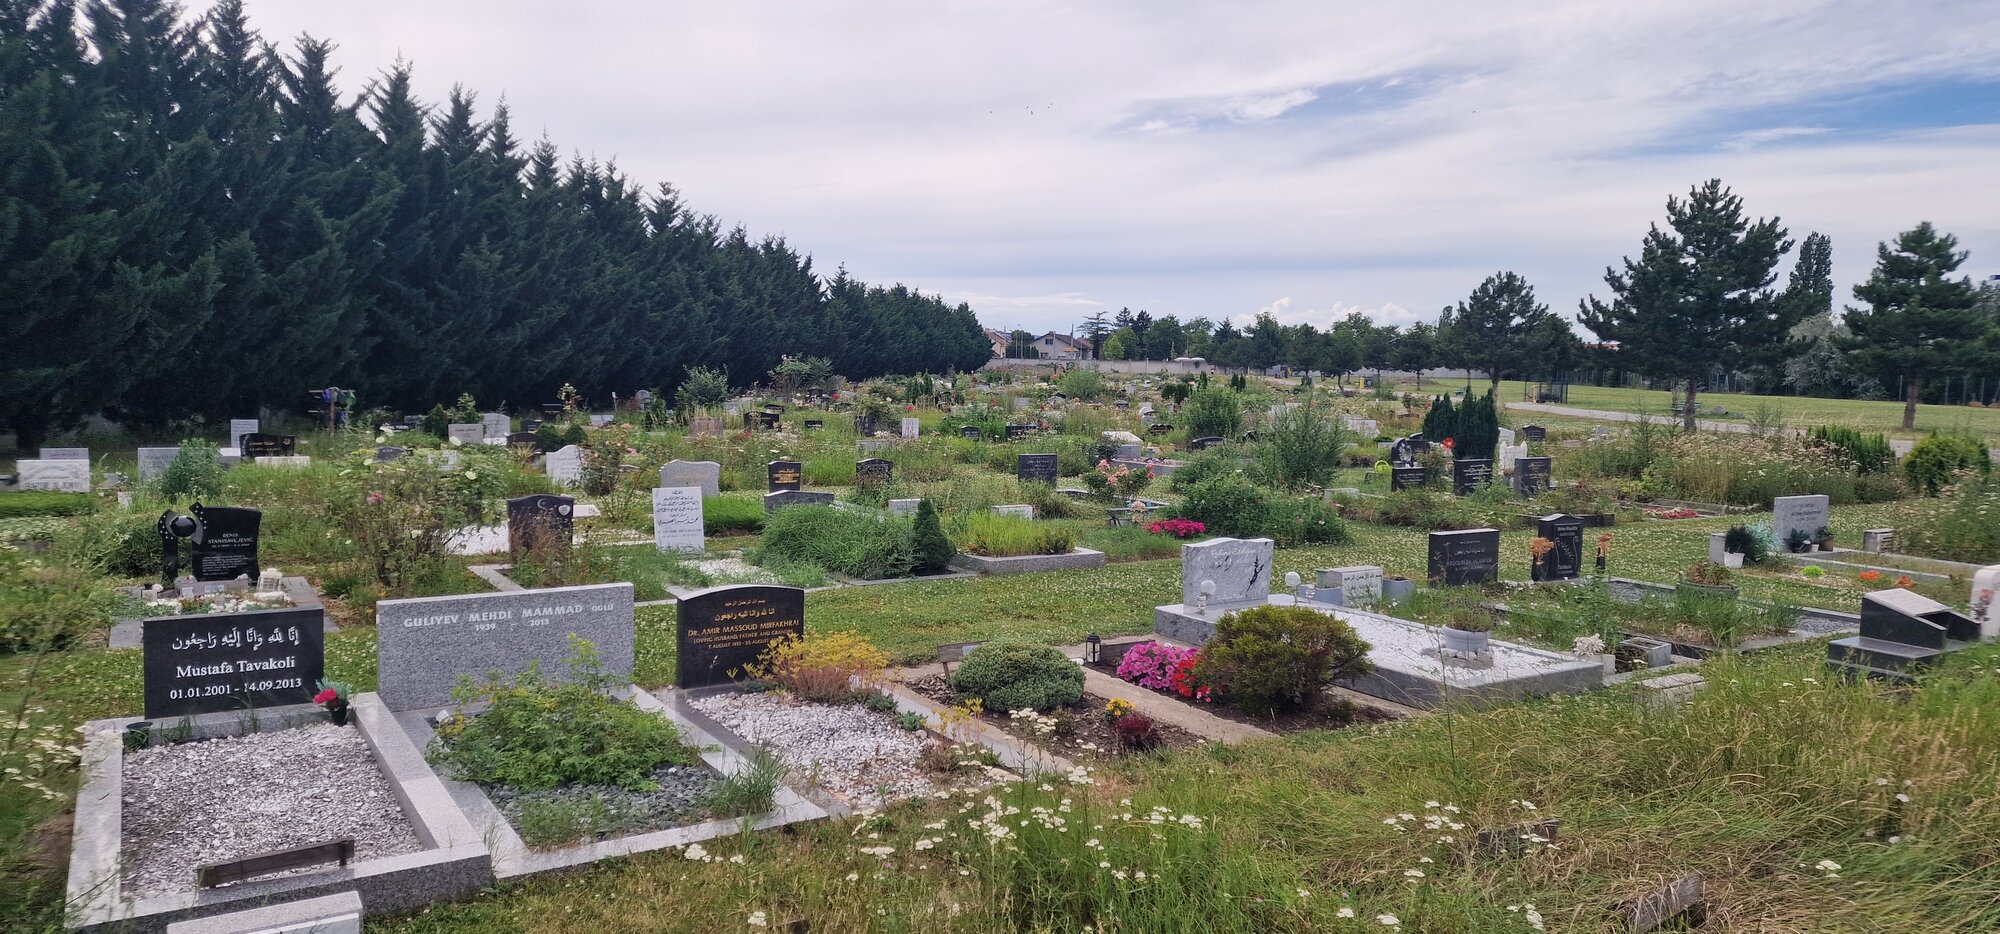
906 641 1206 760
426 644 780 849
1098 606 1395 733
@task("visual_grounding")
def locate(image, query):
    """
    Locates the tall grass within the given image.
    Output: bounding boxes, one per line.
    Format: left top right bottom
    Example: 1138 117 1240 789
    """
955 513 1075 557
752 506 914 579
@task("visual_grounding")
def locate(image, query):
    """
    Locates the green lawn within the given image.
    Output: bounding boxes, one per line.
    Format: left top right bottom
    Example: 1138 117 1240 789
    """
1492 380 2000 442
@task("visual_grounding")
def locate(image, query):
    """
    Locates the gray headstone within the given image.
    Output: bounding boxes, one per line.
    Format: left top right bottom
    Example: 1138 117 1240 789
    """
992 504 1035 519
589 414 612 427
137 447 182 482
544 444 583 487
1497 427 1516 446
447 423 484 445
1316 566 1382 605
375 583 634 711
1862 528 1896 553
1428 528 1501 586
1772 494 1831 549
17 459 90 492
1709 532 1729 564
482 413 510 441
764 490 835 513
39 447 89 461
652 486 705 553
229 419 260 450
1625 873 1704 932
659 459 721 497
1181 537 1275 607
901 417 921 438
887 498 921 517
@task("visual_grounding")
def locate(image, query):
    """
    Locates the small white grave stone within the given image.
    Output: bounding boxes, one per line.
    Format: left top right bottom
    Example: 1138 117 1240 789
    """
887 498 921 517
17 459 90 492
447 423 484 445
228 418 259 450
992 504 1035 519
651 486 705 553
481 412 510 440
901 417 920 439
544 444 583 487
1972 565 2000 641
137 447 182 482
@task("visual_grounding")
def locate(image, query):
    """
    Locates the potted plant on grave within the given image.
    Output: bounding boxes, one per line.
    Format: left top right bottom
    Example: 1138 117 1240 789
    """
1722 524 1769 567
1677 560 1738 600
314 680 355 726
1529 536 1556 583
1784 528 1814 554
1440 604 1494 656
1815 525 1836 552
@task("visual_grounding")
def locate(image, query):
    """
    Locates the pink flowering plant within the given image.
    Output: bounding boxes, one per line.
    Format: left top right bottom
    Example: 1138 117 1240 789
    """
1146 517 1206 539
1082 459 1154 503
1115 641 1196 691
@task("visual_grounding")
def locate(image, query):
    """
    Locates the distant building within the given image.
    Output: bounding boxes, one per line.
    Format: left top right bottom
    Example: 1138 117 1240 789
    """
983 327 1010 358
1034 332 1091 361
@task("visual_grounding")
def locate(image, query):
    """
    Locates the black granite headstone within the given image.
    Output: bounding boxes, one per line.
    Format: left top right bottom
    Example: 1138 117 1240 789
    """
504 432 539 450
1513 456 1553 496
758 411 780 429
768 460 803 492
676 585 806 688
961 425 983 440
374 446 407 462
854 415 879 436
1187 436 1224 451
143 607 326 718
241 433 296 458
507 494 574 561
855 457 894 489
1004 423 1032 440
763 490 835 513
1521 424 1547 442
1391 465 1428 491
1147 423 1174 435
1428 528 1500 586
157 510 197 587
804 420 824 430
1017 453 1059 485
1533 514 1585 582
1391 434 1430 465
1453 458 1494 496
190 504 261 582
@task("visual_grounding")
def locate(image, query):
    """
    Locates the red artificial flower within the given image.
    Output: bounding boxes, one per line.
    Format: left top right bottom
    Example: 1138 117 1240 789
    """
313 689 338 705
1442 437 1455 451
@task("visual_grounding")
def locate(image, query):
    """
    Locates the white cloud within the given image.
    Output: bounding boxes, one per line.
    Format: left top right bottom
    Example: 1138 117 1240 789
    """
1235 298 1422 330
195 1 2000 337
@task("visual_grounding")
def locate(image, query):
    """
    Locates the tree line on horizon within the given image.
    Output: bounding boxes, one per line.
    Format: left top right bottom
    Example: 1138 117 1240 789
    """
0 0 991 448
1062 181 1997 432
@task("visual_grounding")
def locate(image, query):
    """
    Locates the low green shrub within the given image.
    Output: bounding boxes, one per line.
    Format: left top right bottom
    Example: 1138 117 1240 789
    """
429 638 696 791
753 505 913 579
156 440 225 501
1905 434 1990 496
0 551 123 652
1809 425 1895 474
1191 605 1374 716
47 510 158 578
0 491 97 518
1897 473 2000 563
1166 449 1242 493
957 513 1074 557
704 494 766 535
952 641 1084 712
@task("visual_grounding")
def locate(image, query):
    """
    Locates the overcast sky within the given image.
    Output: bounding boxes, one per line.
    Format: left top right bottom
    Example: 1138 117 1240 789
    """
196 0 2000 336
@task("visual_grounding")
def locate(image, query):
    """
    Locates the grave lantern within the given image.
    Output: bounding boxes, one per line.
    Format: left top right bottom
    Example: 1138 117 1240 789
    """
1085 633 1101 665
1196 579 1216 615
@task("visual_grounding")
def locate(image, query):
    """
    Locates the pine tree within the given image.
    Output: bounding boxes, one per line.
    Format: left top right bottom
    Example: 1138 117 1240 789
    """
910 500 954 574
1838 223 1989 430
1444 272 1575 395
1579 180 1797 432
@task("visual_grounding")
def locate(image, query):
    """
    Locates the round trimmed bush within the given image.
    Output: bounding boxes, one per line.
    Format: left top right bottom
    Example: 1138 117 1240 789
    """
1190 605 1374 715
951 641 1083 712
1905 435 1990 496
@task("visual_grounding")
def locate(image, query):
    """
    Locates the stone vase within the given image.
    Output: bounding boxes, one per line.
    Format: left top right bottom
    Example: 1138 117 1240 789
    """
1382 576 1416 605
1442 626 1490 656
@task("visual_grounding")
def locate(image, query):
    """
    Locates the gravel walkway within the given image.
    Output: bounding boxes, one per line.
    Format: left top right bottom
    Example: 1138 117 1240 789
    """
122 724 421 896
690 693 933 809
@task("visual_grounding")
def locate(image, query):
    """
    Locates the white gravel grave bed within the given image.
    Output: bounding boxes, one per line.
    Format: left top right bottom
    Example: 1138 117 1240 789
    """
121 723 421 897
690 692 950 809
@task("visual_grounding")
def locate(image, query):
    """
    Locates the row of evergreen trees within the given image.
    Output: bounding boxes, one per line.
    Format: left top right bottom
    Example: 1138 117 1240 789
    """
0 0 991 447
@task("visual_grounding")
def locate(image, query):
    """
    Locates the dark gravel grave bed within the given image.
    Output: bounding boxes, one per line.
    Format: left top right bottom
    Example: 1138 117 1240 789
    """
121 723 421 897
905 674 1205 760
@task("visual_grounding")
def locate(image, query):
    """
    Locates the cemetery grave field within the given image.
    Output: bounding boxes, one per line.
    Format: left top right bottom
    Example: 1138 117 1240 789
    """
7 371 2000 932
1492 378 2000 442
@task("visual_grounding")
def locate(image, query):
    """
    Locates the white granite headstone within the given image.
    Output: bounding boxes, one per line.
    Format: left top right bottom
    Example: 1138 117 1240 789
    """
901 417 920 439
545 444 583 487
447 423 484 445
887 498 921 517
39 447 89 460
17 459 90 491
137 447 182 482
229 419 259 450
652 486 705 553
1316 565 1383 605
1972 565 2000 641
992 504 1035 519
481 413 510 441
1181 537 1275 607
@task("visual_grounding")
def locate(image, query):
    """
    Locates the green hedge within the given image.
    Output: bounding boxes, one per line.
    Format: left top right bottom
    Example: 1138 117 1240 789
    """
0 491 97 518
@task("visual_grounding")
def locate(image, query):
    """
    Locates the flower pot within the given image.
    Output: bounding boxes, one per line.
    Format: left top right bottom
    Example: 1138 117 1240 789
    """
1442 626 1490 656
1381 576 1416 606
327 703 350 727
